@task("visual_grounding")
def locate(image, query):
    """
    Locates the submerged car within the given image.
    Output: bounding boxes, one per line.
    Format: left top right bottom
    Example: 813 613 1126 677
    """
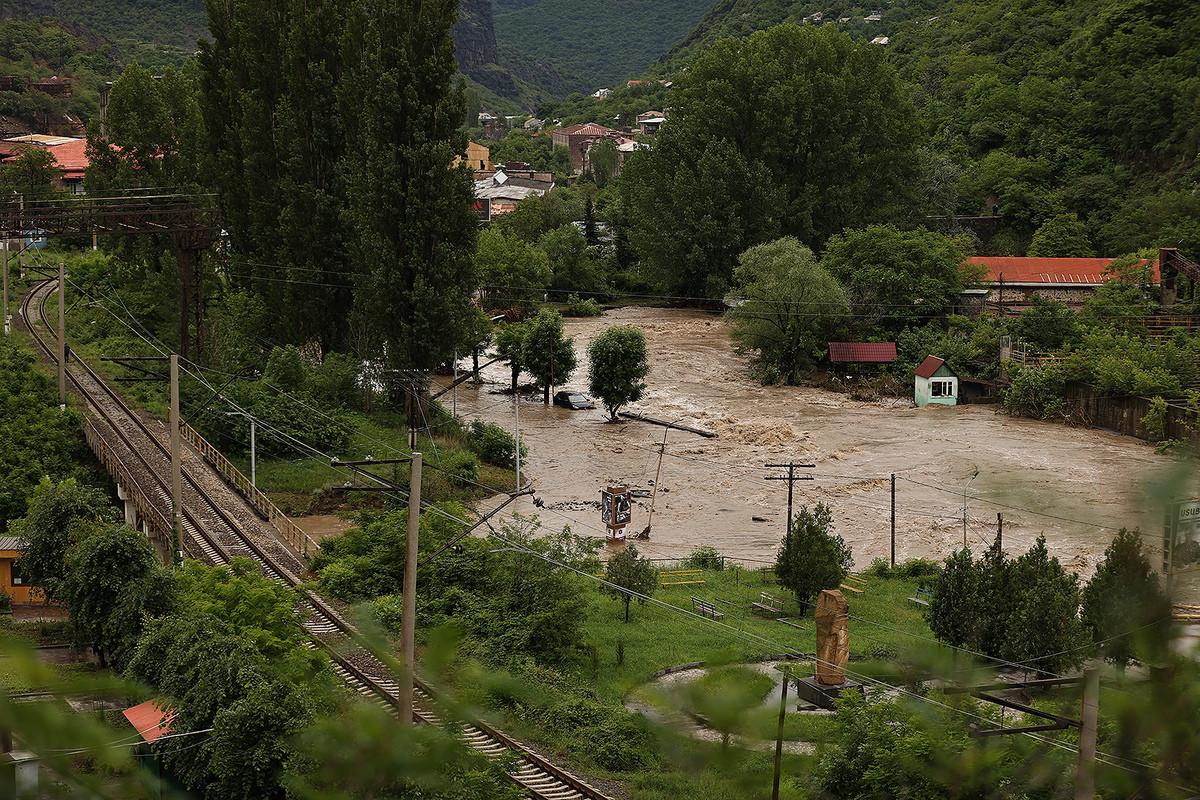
553 391 596 410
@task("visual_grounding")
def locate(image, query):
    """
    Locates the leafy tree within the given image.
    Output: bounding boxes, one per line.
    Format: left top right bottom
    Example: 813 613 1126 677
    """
975 536 1014 658
1002 364 1066 420
11 478 115 601
583 196 599 245
338 0 478 374
623 24 918 298
1015 297 1078 351
587 325 648 420
822 225 970 333
774 503 852 610
587 139 619 188
726 237 849 384
540 224 605 295
493 186 583 244
1082 528 1170 668
475 227 551 309
521 309 576 403
0 146 60 199
494 322 528 393
602 545 656 622
926 548 982 649
1002 535 1087 673
1028 214 1094 257
60 521 177 669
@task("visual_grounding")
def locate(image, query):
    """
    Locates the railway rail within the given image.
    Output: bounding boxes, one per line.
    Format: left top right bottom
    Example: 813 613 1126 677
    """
18 279 610 800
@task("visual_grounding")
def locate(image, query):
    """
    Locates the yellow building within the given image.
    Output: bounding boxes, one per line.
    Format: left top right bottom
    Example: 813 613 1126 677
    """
0 536 35 605
455 141 493 173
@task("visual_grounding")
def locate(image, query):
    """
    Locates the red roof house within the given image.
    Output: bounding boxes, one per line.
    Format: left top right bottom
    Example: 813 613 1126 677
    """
0 135 90 192
550 122 621 172
828 341 897 363
966 256 1161 287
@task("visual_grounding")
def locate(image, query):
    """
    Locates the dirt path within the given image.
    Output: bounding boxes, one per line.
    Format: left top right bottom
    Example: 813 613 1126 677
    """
440 307 1186 585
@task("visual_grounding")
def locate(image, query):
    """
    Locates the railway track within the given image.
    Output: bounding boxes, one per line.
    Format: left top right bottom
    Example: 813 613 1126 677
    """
19 279 610 800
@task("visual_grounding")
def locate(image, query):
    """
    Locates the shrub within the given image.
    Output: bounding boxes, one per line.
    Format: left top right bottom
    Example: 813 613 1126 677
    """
775 503 852 609
365 594 405 635
435 449 480 488
1002 364 1066 419
895 558 942 579
864 558 893 577
683 545 724 570
0 593 12 613
563 293 603 317
467 419 526 469
1141 396 1169 442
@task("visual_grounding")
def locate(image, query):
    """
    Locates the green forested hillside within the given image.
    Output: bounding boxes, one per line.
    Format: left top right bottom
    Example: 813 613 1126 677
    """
494 0 718 94
662 0 1200 257
4 0 207 65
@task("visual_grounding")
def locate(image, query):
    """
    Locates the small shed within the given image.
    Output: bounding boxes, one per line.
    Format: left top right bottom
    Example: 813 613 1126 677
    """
0 536 34 605
914 355 958 407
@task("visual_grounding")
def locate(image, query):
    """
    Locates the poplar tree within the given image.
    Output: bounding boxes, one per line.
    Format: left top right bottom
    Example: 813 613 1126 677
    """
338 0 478 374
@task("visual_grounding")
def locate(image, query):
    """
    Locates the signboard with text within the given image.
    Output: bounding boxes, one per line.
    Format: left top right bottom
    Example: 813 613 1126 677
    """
1164 498 1200 575
600 486 632 539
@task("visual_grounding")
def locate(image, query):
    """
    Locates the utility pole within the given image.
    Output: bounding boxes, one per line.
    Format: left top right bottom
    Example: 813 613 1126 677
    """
514 392 521 491
997 513 1003 549
452 351 458 419
644 426 669 537
249 416 256 489
399 451 422 726
1074 666 1099 800
57 262 66 410
962 469 979 549
890 473 897 567
2 240 9 336
765 462 815 535
771 667 789 800
169 354 183 566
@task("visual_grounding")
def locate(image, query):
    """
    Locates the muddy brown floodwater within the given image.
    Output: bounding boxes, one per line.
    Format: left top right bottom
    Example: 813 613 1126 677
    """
438 307 1191 590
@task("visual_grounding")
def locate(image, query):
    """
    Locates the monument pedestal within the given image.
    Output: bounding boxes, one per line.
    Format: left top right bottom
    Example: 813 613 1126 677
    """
794 676 864 710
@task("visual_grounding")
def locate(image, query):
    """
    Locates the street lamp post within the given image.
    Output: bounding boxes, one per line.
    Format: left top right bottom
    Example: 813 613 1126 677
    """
962 468 979 549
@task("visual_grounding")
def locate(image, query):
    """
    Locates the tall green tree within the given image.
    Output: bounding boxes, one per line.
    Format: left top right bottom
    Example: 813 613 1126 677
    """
821 226 971 334
520 309 576 403
926 548 981 649
622 23 919 298
11 478 115 601
338 0 478 374
774 503 852 610
1028 214 1094 257
60 521 177 669
1082 528 1170 668
475 227 551 309
1003 536 1087 673
726 237 849 384
494 322 528 393
587 325 648 420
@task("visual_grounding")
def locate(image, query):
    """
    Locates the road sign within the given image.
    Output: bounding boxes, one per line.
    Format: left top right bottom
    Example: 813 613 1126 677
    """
1164 498 1200 575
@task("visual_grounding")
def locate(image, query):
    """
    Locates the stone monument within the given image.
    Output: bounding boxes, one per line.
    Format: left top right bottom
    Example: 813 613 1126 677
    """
795 589 864 709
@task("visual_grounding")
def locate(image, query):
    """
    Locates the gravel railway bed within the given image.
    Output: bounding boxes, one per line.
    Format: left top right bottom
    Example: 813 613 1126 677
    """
20 279 609 800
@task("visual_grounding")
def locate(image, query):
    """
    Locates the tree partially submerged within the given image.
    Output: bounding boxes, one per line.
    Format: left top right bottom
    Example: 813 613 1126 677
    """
726 238 848 384
521 309 577 403
587 325 648 419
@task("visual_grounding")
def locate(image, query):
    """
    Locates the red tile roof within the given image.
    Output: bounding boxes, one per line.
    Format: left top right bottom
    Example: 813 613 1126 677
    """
553 122 617 138
122 700 175 744
915 355 947 379
0 136 89 180
967 256 1161 286
828 341 897 363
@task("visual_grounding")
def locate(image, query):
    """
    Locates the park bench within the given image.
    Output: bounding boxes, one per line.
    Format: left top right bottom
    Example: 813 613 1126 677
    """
691 596 724 620
840 574 866 594
908 586 931 607
751 592 785 617
661 569 706 587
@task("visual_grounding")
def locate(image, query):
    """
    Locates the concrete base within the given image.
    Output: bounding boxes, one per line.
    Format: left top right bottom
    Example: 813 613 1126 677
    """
794 676 864 710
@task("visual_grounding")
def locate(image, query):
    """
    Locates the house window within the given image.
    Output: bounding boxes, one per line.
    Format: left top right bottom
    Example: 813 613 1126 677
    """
931 379 954 398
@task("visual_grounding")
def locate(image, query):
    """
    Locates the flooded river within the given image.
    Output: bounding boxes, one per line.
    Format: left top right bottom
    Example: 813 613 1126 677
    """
441 308 1187 584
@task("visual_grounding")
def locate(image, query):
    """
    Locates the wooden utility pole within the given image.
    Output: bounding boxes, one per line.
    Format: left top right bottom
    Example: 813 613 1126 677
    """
57 262 66 409
644 426 669 537
771 668 789 800
399 452 422 726
169 354 183 566
765 462 814 535
997 513 1003 549
1074 666 1099 800
890 473 897 567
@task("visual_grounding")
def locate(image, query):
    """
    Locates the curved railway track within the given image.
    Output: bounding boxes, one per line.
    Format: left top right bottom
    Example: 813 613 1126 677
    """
19 279 610 800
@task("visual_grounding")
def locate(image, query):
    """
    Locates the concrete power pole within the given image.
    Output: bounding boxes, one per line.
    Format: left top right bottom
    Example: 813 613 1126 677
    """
57 262 66 409
514 393 521 492
169 354 183 566
2 240 9 336
1074 666 1100 800
399 452 422 726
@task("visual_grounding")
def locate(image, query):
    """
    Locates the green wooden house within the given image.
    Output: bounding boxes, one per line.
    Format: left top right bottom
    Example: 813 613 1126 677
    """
914 355 958 407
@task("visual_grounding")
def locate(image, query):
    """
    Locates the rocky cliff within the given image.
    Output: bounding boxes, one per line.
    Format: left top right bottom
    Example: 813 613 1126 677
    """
453 0 518 98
